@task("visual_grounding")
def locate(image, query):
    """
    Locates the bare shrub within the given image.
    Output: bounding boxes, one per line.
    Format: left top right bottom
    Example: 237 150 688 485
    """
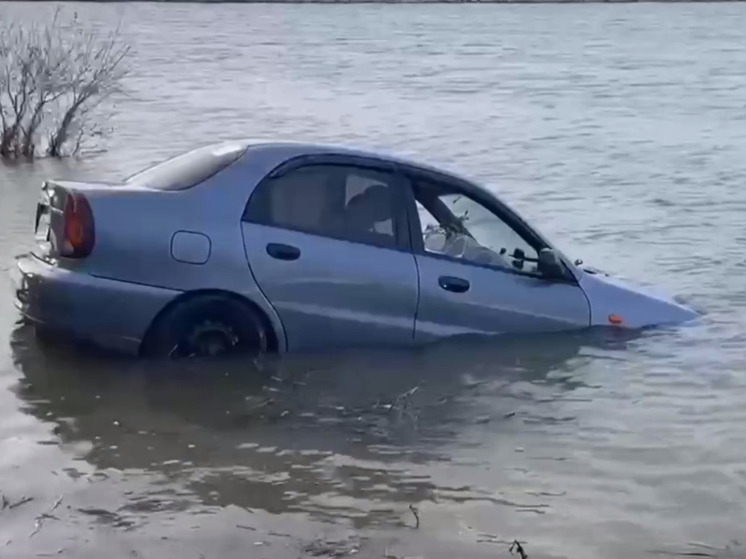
0 8 130 160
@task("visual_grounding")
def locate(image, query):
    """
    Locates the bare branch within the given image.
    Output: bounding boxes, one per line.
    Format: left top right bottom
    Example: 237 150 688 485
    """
0 8 130 160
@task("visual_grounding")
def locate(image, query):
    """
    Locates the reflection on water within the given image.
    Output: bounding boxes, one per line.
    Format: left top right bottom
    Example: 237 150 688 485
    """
6 313 743 559
11 324 627 527
9 322 669 559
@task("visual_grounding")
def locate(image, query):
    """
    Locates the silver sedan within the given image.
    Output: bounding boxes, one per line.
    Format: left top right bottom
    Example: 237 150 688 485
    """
12 140 699 358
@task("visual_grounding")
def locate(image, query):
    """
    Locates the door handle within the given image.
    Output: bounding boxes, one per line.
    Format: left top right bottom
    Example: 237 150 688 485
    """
438 275 470 293
266 243 300 261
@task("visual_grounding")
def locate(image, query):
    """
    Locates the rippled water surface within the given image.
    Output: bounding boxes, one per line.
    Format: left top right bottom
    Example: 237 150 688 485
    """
1 2 746 558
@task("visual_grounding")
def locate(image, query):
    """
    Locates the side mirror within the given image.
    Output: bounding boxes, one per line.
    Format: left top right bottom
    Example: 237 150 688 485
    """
537 248 566 280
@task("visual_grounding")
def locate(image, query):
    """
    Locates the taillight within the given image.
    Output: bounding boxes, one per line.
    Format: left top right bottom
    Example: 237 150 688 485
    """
60 192 95 258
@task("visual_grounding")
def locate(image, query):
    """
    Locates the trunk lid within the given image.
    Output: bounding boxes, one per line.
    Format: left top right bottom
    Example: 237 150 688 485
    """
31 180 146 264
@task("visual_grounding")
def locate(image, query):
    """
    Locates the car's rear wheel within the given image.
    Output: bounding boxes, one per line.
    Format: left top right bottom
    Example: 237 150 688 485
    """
143 295 270 360
33 325 57 344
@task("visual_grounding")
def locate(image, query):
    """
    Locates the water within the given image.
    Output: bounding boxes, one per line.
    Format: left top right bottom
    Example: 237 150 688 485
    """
1 2 746 558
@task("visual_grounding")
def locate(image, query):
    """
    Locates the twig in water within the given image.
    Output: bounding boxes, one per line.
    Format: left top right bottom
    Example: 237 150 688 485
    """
408 504 420 529
509 540 528 559
687 542 722 552
35 548 65 557
30 496 63 538
49 496 63 513
30 515 56 538
398 386 420 400
8 496 33 510
648 550 714 558
389 386 421 427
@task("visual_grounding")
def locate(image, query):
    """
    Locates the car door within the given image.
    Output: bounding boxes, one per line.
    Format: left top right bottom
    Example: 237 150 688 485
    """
402 170 591 341
240 157 419 352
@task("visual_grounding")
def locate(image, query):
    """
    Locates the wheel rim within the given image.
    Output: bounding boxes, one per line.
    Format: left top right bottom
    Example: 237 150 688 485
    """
171 320 238 359
168 318 265 360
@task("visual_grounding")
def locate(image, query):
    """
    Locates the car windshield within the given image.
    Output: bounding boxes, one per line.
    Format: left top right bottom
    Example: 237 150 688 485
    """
124 142 248 191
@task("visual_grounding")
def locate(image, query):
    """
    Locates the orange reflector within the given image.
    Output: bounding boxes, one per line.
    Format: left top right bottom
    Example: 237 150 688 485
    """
66 216 85 247
608 314 624 325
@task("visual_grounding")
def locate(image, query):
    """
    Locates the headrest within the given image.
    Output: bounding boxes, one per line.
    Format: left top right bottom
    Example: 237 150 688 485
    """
346 185 391 224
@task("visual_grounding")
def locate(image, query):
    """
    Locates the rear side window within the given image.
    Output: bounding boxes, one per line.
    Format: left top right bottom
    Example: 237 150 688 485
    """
124 142 248 191
244 163 401 249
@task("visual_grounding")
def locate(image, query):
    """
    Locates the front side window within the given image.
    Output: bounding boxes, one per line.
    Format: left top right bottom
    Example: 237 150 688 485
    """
244 164 400 249
413 179 540 274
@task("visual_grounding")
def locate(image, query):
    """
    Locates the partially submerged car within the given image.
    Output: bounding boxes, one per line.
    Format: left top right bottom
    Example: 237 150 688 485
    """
12 140 699 359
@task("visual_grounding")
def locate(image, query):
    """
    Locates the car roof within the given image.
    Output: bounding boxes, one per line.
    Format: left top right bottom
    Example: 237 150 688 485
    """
231 138 490 195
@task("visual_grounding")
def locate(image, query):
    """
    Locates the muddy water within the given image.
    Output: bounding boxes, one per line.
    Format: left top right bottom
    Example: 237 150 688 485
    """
1 2 746 558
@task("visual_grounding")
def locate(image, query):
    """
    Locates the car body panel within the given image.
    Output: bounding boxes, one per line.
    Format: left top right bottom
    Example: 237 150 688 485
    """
413 254 591 341
241 223 419 351
578 269 699 328
13 253 177 354
11 139 700 356
43 147 297 352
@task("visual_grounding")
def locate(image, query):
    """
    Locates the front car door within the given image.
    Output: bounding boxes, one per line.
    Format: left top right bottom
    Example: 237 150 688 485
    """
401 168 591 341
241 156 419 352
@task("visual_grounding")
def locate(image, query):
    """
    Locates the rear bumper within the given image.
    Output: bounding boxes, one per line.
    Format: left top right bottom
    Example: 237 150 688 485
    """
13 254 179 355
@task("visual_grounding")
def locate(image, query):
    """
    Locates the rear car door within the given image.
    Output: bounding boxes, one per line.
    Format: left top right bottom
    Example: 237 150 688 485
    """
240 157 419 351
403 171 591 341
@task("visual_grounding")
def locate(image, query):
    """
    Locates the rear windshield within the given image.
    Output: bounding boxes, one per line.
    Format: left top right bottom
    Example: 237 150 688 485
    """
124 142 248 191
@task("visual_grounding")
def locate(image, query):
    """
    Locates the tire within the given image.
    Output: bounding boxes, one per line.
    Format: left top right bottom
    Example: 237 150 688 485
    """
33 325 70 349
143 295 269 360
34 325 57 344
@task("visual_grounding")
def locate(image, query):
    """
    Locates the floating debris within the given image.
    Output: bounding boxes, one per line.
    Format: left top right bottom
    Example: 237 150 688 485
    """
2 495 34 510
304 536 361 557
30 496 63 538
408 504 420 529
509 539 528 559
